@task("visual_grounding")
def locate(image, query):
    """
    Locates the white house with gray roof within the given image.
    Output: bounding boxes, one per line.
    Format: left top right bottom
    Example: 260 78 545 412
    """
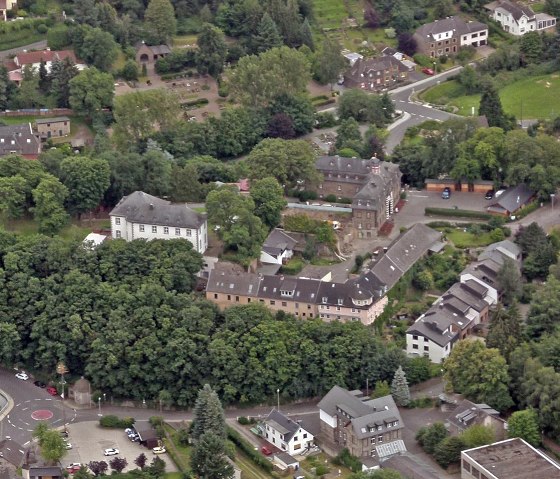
485 0 556 35
318 386 404 459
260 229 298 265
109 191 207 253
262 409 314 456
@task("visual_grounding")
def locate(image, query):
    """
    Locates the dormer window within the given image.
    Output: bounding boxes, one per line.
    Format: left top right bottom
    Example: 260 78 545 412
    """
337 299 343 305
322 297 327 303
281 290 294 297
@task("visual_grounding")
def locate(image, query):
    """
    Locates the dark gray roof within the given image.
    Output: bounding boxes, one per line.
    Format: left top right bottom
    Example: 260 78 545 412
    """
136 43 171 54
485 0 535 20
262 229 298 256
274 452 299 466
316 155 378 176
446 283 489 312
447 399 503 432
488 184 534 215
318 385 373 418
481 240 521 260
28 467 63 478
462 278 489 297
259 275 322 304
35 116 70 124
109 191 205 228
265 409 308 443
0 123 41 157
415 16 487 39
407 310 458 347
207 269 261 296
382 453 441 479
345 56 408 83
370 224 442 290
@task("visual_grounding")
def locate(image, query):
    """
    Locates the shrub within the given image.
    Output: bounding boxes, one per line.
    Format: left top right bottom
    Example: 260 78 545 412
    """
325 194 337 202
100 415 135 428
332 448 362 472
237 416 250 425
425 207 492 220
413 53 432 67
384 28 396 38
121 60 139 81
315 112 337 129
182 98 209 108
514 201 539 220
218 84 229 97
36 24 48 34
315 465 330 476
339 197 352 204
227 427 273 472
311 94 329 102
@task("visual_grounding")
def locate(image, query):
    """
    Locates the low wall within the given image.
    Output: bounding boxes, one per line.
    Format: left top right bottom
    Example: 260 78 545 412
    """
0 108 74 117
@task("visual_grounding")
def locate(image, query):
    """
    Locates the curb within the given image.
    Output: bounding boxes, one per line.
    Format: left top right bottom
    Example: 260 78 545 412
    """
0 389 14 422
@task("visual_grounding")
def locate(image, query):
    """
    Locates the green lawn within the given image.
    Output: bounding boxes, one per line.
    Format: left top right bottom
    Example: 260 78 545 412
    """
0 215 93 241
173 34 198 47
421 73 560 119
444 229 495 248
0 31 46 51
314 0 349 29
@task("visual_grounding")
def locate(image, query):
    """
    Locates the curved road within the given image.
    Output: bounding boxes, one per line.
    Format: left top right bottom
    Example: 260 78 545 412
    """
0 40 47 60
385 66 464 153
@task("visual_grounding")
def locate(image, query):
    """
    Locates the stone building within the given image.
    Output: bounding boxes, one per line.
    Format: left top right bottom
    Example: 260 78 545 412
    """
68 377 92 406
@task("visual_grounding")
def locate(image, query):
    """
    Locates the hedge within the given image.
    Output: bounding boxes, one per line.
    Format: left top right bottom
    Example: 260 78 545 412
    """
181 98 209 108
425 207 492 220
99 415 135 428
313 98 336 108
226 426 273 473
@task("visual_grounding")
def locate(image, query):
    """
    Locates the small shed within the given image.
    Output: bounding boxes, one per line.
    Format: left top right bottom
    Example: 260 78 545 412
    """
273 452 299 470
68 377 91 406
134 421 160 448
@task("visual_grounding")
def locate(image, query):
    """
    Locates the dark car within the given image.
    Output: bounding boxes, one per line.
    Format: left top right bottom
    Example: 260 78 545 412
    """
441 187 451 199
485 189 495 200
34 381 46 388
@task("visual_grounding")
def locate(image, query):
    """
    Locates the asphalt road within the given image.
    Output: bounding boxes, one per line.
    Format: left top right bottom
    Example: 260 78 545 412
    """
0 40 47 60
385 67 464 153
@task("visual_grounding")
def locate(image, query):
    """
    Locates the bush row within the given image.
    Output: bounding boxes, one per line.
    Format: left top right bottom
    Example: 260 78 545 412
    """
181 98 209 109
313 98 336 108
226 427 273 473
99 415 135 428
425 207 493 220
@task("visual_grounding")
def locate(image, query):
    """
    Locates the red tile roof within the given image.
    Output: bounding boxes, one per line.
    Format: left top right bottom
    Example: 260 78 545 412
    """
15 49 78 66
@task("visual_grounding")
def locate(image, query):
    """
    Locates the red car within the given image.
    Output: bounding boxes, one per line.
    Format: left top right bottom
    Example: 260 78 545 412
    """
261 446 272 456
422 67 435 75
46 386 58 396
66 464 81 474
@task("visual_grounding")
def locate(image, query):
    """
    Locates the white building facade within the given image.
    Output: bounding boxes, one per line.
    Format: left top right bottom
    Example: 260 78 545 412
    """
110 191 207 254
486 1 556 35
263 409 314 456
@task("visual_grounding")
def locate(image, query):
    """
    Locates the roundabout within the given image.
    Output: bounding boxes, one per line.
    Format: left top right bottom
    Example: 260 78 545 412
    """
6 398 76 434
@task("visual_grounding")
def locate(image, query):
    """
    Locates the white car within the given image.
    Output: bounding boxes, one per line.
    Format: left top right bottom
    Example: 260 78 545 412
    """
15 372 29 380
495 189 506 198
152 446 166 454
65 442 72 450
103 448 119 456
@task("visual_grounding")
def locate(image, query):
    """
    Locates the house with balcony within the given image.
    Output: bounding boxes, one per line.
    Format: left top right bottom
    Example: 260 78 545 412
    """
109 191 207 253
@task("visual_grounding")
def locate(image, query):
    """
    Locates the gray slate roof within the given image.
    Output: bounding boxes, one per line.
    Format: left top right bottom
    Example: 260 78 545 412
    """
265 409 307 443
207 269 261 296
28 467 63 478
447 399 503 432
481 239 521 261
35 116 70 124
382 453 441 479
345 56 408 83
415 16 487 40
109 191 205 228
407 310 459 347
484 0 535 20
487 184 534 215
370 224 442 290
262 229 298 256
0 123 41 157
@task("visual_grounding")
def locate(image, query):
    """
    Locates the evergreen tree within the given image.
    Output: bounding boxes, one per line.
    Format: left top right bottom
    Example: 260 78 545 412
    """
300 18 314 51
486 303 524 361
497 258 521 305
190 432 234 479
144 0 177 44
434 436 465 468
478 84 514 131
313 37 347 88
50 59 79 108
253 13 283 53
38 61 50 94
390 365 410 406
192 384 226 441
196 23 228 77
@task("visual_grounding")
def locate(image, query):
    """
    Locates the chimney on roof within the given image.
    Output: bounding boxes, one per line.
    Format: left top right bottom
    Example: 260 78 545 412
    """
149 203 154 210
371 157 381 175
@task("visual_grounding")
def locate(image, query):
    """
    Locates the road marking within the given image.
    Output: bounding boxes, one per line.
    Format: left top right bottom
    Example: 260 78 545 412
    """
21 408 28 411
408 194 429 198
45 399 52 401
19 450 24 454
22 422 29 426
23 441 29 446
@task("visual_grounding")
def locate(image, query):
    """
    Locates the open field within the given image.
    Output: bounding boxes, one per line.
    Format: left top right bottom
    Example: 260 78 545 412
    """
421 73 560 119
0 31 46 51
0 215 106 240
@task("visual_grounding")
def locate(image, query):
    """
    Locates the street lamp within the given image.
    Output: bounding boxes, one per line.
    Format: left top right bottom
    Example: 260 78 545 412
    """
98 397 102 416
551 193 555 209
276 389 280 412
56 362 68 430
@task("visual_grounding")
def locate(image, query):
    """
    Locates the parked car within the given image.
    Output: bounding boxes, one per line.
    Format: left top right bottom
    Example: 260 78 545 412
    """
125 428 134 435
15 372 29 380
34 381 46 388
485 189 495 200
152 446 166 454
103 448 119 456
46 386 58 396
66 464 81 474
441 187 451 199
422 67 435 75
261 446 272 456
60 430 69 438
495 189 506 198
128 434 140 442
64 442 73 450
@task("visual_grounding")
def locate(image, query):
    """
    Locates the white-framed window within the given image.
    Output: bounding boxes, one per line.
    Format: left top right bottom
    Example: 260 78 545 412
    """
152 226 157 233
139 224 145 232
164 227 169 234
175 228 180 236
186 229 192 237
115 231 121 238
115 217 121 225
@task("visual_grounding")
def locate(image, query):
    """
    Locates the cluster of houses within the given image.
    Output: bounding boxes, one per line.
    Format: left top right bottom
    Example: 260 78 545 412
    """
406 239 521 362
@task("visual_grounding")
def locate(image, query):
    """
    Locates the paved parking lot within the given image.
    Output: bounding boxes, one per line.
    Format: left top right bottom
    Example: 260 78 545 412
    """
63 421 177 473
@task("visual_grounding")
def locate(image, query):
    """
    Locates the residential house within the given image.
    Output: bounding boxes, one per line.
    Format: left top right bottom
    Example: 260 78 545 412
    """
0 123 41 159
109 191 208 253
318 386 404 459
485 0 556 35
461 438 560 479
343 56 409 91
136 42 171 64
487 184 534 216
407 240 520 363
262 409 314 456
8 49 86 74
207 224 441 325
414 17 488 58
0 0 17 21
260 229 298 265
446 400 507 440
23 467 63 479
35 117 71 139
315 156 402 238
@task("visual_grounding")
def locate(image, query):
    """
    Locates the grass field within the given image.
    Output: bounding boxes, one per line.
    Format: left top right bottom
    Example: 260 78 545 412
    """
173 34 198 47
421 73 560 119
444 229 495 248
0 216 92 240
0 31 46 51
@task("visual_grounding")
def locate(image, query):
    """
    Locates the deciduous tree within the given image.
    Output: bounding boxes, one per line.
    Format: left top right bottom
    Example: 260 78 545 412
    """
508 409 541 447
31 175 69 235
196 23 227 77
69 68 114 118
313 37 347 88
144 0 177 44
250 177 287 229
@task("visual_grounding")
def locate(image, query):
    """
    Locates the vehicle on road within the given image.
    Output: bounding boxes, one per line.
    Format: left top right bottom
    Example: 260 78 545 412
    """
15 372 29 380
66 463 81 473
485 189 495 200
152 446 166 454
103 448 119 456
64 442 72 449
46 386 58 396
441 187 451 199
495 189 506 198
261 446 272 456
34 381 46 388
422 67 435 75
